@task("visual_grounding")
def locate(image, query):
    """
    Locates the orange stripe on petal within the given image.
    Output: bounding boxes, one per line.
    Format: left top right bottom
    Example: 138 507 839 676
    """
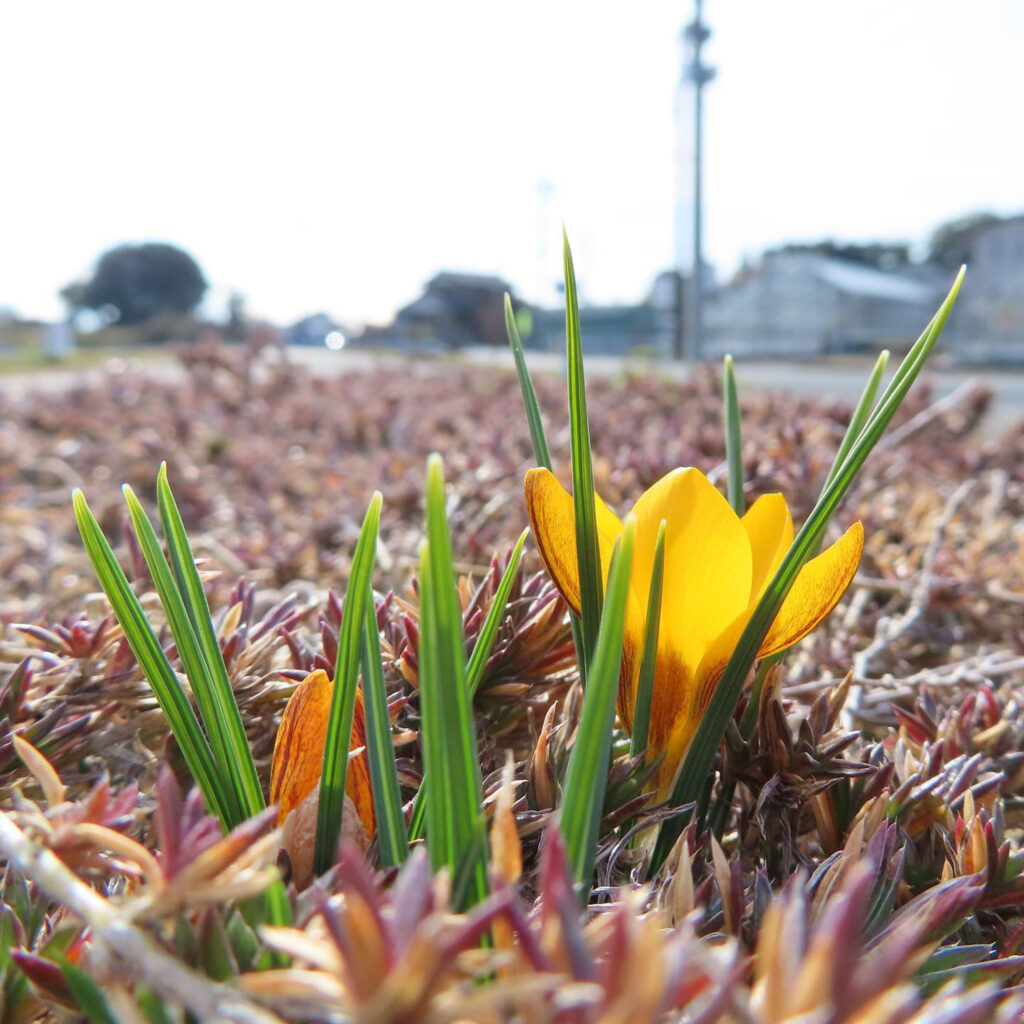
523 467 623 617
347 692 375 836
758 521 864 659
616 629 642 733
643 648 695 801
526 467 649 730
270 669 376 837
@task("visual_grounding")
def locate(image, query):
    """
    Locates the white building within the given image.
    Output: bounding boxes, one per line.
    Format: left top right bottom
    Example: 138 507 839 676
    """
705 252 941 359
952 215 1024 362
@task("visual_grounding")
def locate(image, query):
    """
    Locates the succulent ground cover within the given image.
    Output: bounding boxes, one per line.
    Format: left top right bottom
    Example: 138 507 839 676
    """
3 305 1024 1021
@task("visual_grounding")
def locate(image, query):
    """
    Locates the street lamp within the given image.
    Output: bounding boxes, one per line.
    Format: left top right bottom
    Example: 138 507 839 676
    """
676 0 715 362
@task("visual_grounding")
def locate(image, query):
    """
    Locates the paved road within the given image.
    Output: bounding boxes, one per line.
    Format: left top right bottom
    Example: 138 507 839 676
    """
735 360 1024 437
3 345 1022 436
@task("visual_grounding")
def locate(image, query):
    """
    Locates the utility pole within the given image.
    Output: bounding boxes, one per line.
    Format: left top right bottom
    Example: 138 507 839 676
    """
676 0 715 362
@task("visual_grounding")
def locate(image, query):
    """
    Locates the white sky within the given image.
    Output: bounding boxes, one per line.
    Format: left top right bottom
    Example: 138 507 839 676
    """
3 1 1023 326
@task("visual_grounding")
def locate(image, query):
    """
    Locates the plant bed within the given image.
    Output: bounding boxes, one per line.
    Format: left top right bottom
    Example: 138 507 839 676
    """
3 259 1024 1022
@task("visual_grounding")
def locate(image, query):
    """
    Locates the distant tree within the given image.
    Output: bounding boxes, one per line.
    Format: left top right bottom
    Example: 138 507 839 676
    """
772 240 911 271
62 243 207 327
817 241 910 270
927 213 1002 269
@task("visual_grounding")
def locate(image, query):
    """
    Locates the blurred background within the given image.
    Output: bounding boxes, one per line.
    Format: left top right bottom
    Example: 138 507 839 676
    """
2 1 1023 375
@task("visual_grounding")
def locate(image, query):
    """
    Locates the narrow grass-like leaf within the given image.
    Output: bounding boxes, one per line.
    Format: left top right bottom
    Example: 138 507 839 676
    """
563 231 603 679
467 528 528 695
505 288 588 691
738 657 774 738
416 540 448 865
313 492 382 876
73 490 229 828
630 520 665 762
156 464 264 819
722 355 744 515
407 528 528 844
406 769 427 843
822 348 890 495
654 269 965 869
422 454 489 909
123 486 245 827
504 293 551 470
716 356 887 829
361 587 407 867
560 516 635 899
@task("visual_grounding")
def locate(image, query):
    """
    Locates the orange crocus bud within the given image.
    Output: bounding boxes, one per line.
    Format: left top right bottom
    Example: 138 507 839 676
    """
270 669 375 838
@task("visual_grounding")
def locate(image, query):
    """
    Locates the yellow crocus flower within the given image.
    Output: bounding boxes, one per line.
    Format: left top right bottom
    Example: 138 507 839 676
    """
524 467 864 800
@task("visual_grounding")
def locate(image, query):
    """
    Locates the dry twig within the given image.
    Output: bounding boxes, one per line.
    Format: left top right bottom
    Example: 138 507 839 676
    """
0 809 285 1024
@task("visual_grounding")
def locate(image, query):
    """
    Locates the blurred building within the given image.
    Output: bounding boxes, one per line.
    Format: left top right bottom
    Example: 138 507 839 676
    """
357 272 519 349
288 312 343 347
704 251 941 359
531 271 681 357
352 216 1024 363
948 215 1024 362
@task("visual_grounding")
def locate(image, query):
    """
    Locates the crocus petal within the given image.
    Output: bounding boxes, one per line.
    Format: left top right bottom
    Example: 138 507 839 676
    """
642 646 696 800
270 669 375 837
659 520 864 799
616 629 643 732
693 520 864 705
632 468 752 676
741 493 793 603
524 467 624 618
758 521 864 659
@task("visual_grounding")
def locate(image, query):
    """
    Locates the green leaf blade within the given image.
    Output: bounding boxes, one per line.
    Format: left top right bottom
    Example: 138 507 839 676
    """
416 540 449 867
563 231 604 679
505 293 551 470
58 958 120 1024
73 490 230 828
155 464 265 819
361 588 408 868
560 515 635 899
123 485 246 827
722 355 744 516
629 520 666 762
821 348 890 496
505 284 588 694
422 454 489 910
314 491 383 876
466 529 528 696
409 528 529 843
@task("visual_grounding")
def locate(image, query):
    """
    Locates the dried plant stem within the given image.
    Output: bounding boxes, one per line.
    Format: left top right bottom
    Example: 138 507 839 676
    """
0 810 284 1024
876 378 987 454
789 649 1024 703
846 480 974 727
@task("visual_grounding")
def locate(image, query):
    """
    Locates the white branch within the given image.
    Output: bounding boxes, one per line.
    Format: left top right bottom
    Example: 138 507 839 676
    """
845 480 974 728
0 810 284 1024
